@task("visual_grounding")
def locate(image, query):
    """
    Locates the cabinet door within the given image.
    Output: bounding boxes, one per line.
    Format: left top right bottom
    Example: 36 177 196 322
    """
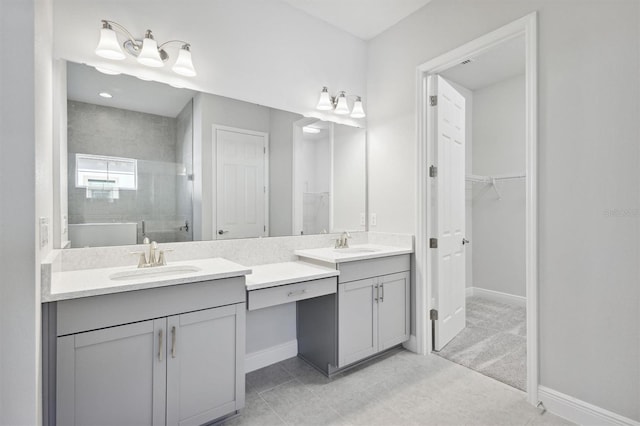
377 272 411 350
338 278 378 367
166 304 245 426
57 319 166 426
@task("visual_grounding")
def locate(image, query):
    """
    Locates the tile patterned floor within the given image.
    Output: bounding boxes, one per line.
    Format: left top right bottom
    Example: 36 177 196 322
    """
435 296 527 391
221 348 572 426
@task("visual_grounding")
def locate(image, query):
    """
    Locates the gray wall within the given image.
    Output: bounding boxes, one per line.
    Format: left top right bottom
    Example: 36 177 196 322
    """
269 108 302 237
367 0 639 420
67 100 191 244
0 0 51 423
471 75 526 297
333 125 366 232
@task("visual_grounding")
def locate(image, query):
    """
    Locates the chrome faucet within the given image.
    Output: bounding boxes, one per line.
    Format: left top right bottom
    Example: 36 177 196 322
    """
335 231 352 249
131 240 171 268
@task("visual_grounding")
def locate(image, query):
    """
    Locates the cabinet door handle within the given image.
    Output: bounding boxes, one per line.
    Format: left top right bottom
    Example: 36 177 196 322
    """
171 326 177 358
158 329 163 362
380 283 384 302
287 289 307 297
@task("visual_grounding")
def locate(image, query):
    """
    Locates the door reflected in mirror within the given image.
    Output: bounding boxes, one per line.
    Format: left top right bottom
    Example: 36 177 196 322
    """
62 62 366 248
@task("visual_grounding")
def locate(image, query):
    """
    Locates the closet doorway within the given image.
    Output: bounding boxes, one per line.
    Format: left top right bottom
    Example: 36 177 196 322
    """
415 13 538 403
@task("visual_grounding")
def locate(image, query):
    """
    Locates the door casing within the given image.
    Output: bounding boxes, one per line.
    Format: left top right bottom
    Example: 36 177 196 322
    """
415 12 538 404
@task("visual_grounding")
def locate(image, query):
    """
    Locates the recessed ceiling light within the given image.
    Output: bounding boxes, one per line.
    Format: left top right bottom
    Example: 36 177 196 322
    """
99 92 113 98
303 126 321 134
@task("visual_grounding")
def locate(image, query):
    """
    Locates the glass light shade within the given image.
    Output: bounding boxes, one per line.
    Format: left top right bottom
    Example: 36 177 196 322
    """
302 126 321 134
172 46 197 77
95 27 126 60
316 87 333 110
350 98 366 118
137 36 164 67
334 93 350 115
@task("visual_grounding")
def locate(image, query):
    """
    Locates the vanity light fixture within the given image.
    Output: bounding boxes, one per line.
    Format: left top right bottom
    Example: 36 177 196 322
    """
316 86 366 118
95 20 197 77
98 92 113 98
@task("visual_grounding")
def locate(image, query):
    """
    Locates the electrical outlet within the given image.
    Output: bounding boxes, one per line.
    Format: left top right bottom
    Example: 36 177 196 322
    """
39 217 49 248
370 213 377 227
360 213 366 226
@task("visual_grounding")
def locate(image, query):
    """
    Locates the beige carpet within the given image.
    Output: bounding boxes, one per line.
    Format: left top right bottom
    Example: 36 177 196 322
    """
435 295 526 390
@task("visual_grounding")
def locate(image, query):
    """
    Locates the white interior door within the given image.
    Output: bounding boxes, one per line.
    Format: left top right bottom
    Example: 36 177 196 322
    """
433 75 467 351
215 128 266 239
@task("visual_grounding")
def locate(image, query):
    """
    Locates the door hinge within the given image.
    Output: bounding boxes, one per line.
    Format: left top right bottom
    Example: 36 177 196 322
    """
430 309 438 320
430 95 438 106
429 238 438 248
429 165 437 178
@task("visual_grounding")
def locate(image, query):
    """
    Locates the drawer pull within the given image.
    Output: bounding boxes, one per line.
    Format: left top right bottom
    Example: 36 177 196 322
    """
287 289 307 297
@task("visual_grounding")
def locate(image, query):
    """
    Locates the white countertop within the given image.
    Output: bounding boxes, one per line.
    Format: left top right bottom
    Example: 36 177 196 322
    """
245 261 339 291
43 258 251 302
295 244 413 264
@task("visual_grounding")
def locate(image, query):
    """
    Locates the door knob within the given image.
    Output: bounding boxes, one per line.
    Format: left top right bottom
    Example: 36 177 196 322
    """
462 238 470 245
218 230 228 235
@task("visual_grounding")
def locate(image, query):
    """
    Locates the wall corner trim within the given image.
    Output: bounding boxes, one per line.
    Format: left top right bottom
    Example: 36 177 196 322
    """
538 386 640 426
245 339 298 373
402 335 418 353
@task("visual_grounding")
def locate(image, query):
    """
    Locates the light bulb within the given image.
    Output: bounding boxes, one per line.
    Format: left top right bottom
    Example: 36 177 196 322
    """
316 87 333 111
172 45 197 77
137 31 164 67
95 22 125 60
334 92 350 115
350 97 366 118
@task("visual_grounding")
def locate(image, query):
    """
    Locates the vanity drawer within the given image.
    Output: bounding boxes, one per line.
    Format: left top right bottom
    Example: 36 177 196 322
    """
337 254 410 283
248 277 337 311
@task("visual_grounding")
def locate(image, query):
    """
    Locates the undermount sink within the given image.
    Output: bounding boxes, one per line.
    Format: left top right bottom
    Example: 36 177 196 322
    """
333 247 379 254
109 265 202 281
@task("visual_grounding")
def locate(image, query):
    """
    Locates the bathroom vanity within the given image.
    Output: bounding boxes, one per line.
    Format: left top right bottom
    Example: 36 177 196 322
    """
293 245 412 375
41 235 414 425
42 258 250 426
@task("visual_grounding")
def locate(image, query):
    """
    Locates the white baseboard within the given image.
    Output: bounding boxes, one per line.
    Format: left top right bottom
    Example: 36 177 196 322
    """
402 335 417 353
538 386 640 426
466 286 526 307
245 339 298 373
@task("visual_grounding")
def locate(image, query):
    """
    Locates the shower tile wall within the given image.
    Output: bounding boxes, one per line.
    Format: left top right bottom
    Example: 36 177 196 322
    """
67 100 193 244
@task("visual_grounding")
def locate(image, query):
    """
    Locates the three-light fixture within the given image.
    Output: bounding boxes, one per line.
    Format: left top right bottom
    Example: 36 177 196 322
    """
316 87 366 118
95 20 197 77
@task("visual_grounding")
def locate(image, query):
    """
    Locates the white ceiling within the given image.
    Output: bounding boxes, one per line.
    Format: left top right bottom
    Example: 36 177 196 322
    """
67 63 196 117
281 0 432 40
441 36 525 91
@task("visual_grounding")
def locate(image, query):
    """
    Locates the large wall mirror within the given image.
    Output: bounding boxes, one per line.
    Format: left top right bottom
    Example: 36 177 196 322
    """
62 62 366 247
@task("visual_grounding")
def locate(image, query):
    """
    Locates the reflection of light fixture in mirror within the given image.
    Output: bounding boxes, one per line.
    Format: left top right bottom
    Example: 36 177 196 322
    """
98 92 113 98
95 65 121 75
95 20 197 77
302 126 321 134
315 87 366 118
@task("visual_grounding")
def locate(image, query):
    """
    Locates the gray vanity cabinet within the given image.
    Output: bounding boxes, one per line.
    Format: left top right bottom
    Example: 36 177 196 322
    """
166 305 245 426
338 278 378 366
50 278 246 426
337 271 410 367
57 319 167 426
